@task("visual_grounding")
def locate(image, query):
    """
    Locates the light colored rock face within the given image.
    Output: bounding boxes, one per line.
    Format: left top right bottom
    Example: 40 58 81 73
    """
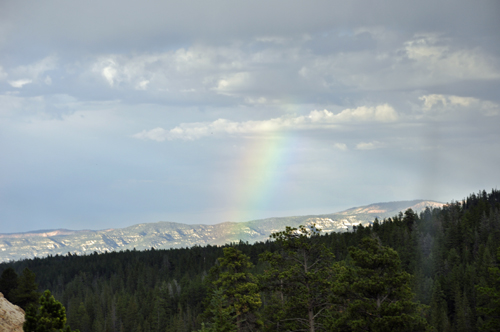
0 292 25 332
0 199 445 262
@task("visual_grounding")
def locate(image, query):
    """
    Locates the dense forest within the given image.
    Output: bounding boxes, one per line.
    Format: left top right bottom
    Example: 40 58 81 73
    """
1 189 499 331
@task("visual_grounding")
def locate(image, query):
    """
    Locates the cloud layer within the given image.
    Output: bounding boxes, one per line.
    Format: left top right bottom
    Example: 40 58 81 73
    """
2 31 499 109
0 0 499 233
133 105 399 141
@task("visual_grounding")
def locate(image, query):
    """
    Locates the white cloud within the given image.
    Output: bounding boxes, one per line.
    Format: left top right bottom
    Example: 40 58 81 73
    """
420 94 477 110
136 80 149 90
403 34 500 81
214 72 252 94
132 127 169 142
297 33 500 92
102 65 118 86
8 79 33 88
90 45 246 91
11 56 57 81
243 96 268 105
133 104 398 141
63 32 496 108
335 104 398 122
419 94 499 116
334 143 348 151
419 94 448 110
4 56 57 88
404 34 445 59
356 141 381 150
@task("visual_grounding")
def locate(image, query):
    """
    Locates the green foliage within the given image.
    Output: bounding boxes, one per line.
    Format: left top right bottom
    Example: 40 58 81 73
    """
476 246 500 331
429 281 451 332
0 266 18 301
198 288 236 332
205 247 262 332
260 224 336 331
330 237 428 332
11 267 40 309
0 188 497 332
24 289 79 332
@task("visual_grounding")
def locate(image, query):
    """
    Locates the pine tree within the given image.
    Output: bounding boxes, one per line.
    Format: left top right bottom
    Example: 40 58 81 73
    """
76 302 91 332
430 281 450 332
12 267 40 309
24 289 80 332
260 224 336 332
0 267 19 302
330 237 428 332
476 247 500 331
204 247 262 332
199 288 236 332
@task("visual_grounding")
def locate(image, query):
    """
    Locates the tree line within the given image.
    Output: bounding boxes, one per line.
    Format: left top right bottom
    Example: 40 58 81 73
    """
0 189 499 331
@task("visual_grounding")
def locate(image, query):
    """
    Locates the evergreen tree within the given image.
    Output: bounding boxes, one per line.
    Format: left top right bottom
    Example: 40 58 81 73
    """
12 267 40 309
0 267 19 301
330 237 428 332
198 288 236 332
204 247 262 332
260 225 336 332
454 289 474 332
76 302 91 332
476 247 500 331
24 289 80 332
0 189 497 332
429 281 451 332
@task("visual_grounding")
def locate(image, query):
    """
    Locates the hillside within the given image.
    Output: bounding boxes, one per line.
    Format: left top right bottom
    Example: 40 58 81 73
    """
0 199 442 262
0 190 499 332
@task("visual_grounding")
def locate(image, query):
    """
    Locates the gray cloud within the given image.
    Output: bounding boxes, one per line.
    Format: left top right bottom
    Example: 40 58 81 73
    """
4 30 497 110
0 0 499 233
2 0 498 53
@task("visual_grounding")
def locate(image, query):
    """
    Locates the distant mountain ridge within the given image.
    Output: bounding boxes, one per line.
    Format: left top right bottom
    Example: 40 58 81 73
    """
0 229 78 238
0 200 443 262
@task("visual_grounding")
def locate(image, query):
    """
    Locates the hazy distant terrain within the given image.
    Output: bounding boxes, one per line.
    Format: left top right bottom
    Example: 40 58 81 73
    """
0 200 443 262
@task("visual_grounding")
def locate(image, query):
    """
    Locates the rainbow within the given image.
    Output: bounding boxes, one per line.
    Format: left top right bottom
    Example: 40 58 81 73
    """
226 132 296 223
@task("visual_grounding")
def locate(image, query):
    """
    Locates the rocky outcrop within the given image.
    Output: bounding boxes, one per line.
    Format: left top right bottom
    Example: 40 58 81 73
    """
0 292 24 332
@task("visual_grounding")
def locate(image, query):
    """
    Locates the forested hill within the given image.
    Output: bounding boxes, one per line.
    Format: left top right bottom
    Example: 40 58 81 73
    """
1 190 499 332
0 199 442 263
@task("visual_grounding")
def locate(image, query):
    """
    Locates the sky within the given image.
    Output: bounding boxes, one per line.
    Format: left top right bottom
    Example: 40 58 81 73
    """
1 0 499 233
